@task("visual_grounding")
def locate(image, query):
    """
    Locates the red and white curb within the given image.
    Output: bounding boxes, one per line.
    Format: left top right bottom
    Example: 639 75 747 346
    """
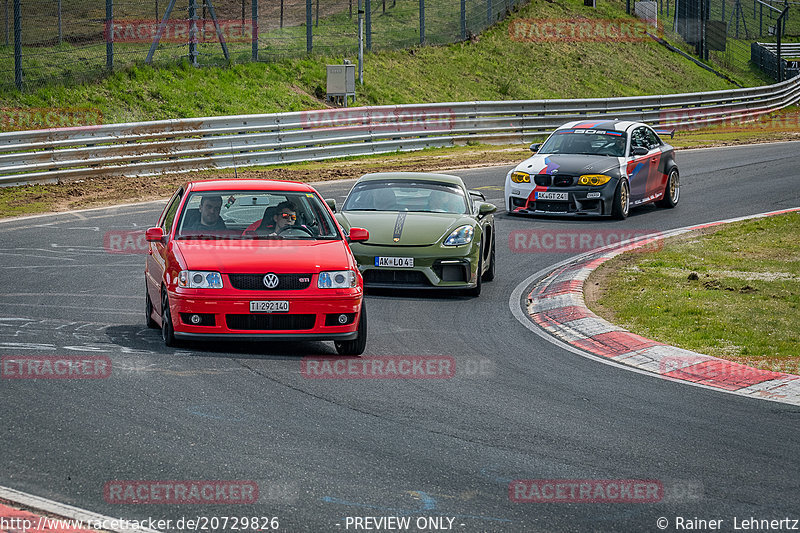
0 486 159 533
511 207 800 406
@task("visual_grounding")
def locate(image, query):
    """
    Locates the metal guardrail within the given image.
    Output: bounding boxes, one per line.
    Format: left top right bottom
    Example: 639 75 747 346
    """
2 75 800 187
758 43 800 58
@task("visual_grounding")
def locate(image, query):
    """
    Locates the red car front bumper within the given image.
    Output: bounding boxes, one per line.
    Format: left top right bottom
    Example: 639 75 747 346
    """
167 289 363 341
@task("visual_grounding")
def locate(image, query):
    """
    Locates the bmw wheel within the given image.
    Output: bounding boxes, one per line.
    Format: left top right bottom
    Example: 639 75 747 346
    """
656 168 680 208
611 179 630 220
335 301 367 356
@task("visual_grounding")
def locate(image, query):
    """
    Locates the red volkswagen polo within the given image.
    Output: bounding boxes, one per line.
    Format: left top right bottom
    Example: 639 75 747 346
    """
144 179 369 355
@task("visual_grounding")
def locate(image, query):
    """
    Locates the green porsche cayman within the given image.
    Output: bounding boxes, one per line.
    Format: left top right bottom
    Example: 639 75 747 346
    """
334 172 497 296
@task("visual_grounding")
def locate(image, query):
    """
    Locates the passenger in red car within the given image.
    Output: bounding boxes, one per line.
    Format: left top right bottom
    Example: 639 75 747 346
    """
185 195 227 230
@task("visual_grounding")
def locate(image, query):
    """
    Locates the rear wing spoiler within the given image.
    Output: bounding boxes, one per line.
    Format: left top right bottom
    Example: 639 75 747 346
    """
654 128 676 139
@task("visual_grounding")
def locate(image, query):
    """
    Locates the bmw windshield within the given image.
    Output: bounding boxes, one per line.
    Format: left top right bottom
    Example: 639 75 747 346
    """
539 129 627 157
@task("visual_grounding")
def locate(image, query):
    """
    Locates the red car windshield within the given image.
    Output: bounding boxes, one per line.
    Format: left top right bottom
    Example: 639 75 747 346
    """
176 190 340 240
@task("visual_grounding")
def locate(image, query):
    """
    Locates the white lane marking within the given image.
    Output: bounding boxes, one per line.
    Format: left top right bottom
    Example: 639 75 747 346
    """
508 207 800 406
0 263 138 270
0 485 160 533
0 303 140 314
0 200 169 225
0 293 139 299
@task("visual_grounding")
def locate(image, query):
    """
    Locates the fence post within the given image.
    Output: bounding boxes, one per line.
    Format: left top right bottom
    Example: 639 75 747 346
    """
106 0 113 70
419 0 424 44
13 0 19 90
57 0 62 45
366 0 371 50
487 0 492 24
5 0 9 46
251 0 258 60
188 0 197 66
306 0 312 52
460 0 466 39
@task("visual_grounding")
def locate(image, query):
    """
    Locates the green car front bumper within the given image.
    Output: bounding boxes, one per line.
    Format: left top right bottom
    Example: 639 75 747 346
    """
350 242 480 289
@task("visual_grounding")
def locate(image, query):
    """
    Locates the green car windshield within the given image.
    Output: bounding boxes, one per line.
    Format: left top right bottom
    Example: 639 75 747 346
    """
343 180 469 214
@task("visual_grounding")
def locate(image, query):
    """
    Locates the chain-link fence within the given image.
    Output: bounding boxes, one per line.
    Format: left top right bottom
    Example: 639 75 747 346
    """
0 0 527 91
1 0 797 93
642 0 799 80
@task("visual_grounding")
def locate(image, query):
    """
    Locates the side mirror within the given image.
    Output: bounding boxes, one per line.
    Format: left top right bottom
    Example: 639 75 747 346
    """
325 198 337 212
348 227 369 242
145 227 164 243
529 143 541 153
478 203 497 217
631 146 649 156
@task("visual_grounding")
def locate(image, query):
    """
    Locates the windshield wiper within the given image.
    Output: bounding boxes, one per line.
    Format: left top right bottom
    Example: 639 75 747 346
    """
177 234 227 240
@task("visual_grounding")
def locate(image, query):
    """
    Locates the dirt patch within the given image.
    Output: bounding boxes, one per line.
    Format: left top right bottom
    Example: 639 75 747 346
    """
0 146 530 219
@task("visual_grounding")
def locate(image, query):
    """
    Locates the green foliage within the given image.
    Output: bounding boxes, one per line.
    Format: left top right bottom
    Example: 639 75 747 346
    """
0 0 750 124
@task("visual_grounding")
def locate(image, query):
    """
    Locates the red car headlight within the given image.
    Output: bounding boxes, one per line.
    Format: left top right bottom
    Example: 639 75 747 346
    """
179 270 224 289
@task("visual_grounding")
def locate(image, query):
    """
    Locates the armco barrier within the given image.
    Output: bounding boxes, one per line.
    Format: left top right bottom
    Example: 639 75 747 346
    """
1 75 800 187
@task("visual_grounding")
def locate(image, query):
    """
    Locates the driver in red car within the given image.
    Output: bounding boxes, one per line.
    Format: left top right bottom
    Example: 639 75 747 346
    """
243 200 298 235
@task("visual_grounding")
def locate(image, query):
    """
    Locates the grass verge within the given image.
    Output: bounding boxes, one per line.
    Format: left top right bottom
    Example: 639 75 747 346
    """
587 212 800 374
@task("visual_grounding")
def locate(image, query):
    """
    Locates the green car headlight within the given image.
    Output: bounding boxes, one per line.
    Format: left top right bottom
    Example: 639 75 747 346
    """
511 171 531 183
578 174 612 186
443 225 474 246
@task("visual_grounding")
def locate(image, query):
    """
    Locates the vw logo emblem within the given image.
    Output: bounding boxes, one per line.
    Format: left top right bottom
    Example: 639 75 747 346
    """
263 273 279 289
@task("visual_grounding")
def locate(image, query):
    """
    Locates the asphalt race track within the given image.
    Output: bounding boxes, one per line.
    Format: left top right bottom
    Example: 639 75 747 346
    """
1 142 799 533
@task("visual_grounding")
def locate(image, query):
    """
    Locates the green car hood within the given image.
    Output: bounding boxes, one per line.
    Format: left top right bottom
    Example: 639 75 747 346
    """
339 211 471 246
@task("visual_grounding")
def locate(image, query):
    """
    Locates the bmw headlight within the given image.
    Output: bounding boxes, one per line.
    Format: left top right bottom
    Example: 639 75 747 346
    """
318 270 357 289
443 225 474 246
179 270 223 289
578 174 612 186
511 171 531 183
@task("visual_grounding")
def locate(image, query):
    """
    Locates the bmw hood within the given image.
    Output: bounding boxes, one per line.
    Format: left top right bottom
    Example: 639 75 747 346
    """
339 211 470 246
171 239 354 273
514 153 621 176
